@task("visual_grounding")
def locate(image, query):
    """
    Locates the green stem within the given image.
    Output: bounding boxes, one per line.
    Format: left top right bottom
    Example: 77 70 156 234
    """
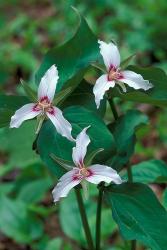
131 240 136 250
75 188 94 250
108 98 119 120
96 184 104 250
109 98 136 250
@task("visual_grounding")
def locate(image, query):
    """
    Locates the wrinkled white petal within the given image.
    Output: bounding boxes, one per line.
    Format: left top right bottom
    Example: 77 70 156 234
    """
93 74 115 109
120 70 153 90
10 103 40 128
38 65 59 102
86 164 122 185
47 106 74 141
98 40 120 70
72 126 91 167
52 168 81 203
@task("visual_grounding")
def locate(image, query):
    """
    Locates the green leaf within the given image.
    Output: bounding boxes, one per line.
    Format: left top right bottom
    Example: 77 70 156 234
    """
123 159 167 183
17 177 53 204
60 189 116 246
105 183 167 250
35 10 99 92
0 195 43 243
0 95 29 127
107 110 148 171
112 66 167 107
21 79 37 102
45 238 62 250
61 80 106 117
37 106 115 178
162 189 167 210
84 148 104 166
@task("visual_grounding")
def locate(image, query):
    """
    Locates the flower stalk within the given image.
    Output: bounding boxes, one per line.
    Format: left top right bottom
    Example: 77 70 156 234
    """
96 183 104 250
75 187 95 250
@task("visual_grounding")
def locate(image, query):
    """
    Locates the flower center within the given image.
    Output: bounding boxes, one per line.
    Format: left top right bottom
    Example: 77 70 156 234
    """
108 68 123 81
79 167 90 177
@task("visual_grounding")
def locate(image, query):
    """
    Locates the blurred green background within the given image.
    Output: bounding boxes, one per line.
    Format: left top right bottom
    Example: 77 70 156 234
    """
1 0 167 249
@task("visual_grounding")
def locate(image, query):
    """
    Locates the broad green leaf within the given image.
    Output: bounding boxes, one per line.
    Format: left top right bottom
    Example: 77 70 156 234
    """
123 159 167 183
0 183 14 195
35 10 99 92
60 189 116 246
17 177 53 204
0 195 43 243
105 183 167 250
37 106 115 178
112 66 167 107
61 80 106 117
0 95 29 127
107 110 148 171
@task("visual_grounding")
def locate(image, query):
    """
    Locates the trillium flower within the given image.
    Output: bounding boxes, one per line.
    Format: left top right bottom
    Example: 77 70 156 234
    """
10 65 74 141
93 40 153 108
52 127 122 203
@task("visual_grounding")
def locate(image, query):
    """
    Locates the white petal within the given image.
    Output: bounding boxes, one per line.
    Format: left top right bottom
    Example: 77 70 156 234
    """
120 70 153 90
47 107 74 141
72 126 90 167
52 168 81 203
86 164 122 185
98 40 120 70
93 74 115 109
10 103 40 128
38 65 59 102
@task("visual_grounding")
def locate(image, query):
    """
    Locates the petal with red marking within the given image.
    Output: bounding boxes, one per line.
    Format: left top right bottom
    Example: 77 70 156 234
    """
46 107 74 141
38 65 59 102
72 127 90 167
52 168 81 203
86 164 122 185
10 103 41 128
93 74 115 109
98 40 120 70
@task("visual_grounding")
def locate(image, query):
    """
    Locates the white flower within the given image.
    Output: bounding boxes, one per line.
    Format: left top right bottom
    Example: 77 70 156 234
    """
93 40 153 108
52 127 122 203
10 65 74 141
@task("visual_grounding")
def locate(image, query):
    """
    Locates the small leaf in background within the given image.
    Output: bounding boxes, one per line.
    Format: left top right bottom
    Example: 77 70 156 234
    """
17 177 53 204
123 159 167 183
105 183 167 250
0 95 29 128
0 195 43 243
37 106 115 178
0 121 40 167
35 10 99 91
45 238 62 250
107 110 148 171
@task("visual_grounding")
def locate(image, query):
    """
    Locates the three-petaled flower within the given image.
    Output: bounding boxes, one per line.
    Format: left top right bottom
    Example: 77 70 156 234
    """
93 40 153 108
52 127 122 203
10 65 74 141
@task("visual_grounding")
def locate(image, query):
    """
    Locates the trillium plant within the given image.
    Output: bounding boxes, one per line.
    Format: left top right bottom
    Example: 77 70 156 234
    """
4 11 167 250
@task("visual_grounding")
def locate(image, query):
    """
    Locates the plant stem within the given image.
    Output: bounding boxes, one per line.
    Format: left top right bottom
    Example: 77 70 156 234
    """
131 240 136 250
108 98 119 120
109 98 136 250
96 184 104 250
75 188 94 250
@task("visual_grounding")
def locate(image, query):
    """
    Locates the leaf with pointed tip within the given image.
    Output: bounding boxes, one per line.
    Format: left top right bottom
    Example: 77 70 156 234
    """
120 54 136 69
35 10 99 92
105 183 167 250
21 79 37 102
85 148 104 166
